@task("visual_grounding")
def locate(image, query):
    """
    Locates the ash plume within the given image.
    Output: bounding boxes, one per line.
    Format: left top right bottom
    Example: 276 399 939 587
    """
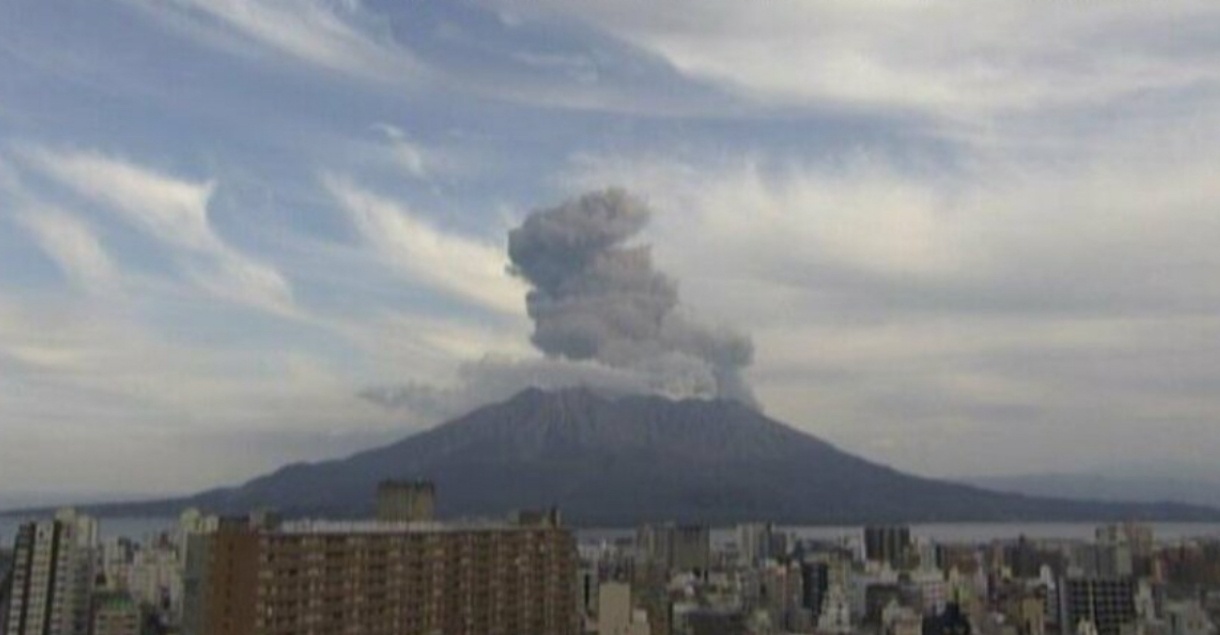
361 188 756 420
508 188 756 405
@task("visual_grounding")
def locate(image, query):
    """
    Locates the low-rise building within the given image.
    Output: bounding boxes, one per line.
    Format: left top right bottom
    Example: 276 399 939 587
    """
91 592 142 635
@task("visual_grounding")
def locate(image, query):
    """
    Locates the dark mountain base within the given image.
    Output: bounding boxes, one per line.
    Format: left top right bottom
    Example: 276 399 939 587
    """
16 388 1220 526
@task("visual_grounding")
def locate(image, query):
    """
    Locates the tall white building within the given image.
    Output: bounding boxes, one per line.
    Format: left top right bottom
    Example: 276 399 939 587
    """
737 522 775 567
4 509 98 635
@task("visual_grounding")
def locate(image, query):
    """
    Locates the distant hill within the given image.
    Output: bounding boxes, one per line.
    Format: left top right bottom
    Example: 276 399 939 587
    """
967 473 1220 510
23 388 1220 525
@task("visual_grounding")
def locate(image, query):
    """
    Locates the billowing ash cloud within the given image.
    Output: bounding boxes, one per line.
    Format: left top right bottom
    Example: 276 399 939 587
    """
508 188 756 405
361 188 756 421
359 355 658 422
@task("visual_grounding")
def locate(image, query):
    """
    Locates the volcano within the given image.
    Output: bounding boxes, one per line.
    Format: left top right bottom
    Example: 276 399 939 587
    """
70 388 1219 525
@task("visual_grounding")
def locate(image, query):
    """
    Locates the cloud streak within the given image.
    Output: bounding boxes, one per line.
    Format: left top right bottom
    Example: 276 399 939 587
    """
23 148 296 315
16 206 121 296
124 0 420 82
497 1 1220 120
325 175 525 316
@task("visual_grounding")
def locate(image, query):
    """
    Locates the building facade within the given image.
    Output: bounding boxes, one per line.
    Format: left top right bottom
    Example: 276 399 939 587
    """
185 515 579 635
90 593 141 635
864 526 912 569
637 524 710 573
1059 577 1137 635
4 509 97 635
375 480 436 523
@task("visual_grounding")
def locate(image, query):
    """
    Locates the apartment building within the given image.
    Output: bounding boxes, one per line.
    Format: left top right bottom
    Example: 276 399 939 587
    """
185 513 578 635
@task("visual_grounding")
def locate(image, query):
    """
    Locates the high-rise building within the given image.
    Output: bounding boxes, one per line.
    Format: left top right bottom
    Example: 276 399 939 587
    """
184 513 578 635
800 561 830 618
1071 544 1133 579
1059 577 1137 635
1096 523 1154 577
636 523 710 573
375 479 435 523
864 526 912 569
737 523 774 566
1 547 14 625
4 509 98 635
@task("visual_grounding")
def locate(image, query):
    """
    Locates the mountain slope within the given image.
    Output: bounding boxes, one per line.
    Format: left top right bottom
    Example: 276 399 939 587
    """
967 473 1220 510
53 388 1220 525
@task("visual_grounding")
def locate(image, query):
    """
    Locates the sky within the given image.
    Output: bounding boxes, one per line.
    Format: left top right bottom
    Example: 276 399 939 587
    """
2 0 1220 502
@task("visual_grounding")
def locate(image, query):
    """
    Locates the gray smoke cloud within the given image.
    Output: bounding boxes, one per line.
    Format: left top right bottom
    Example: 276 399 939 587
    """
362 188 756 421
508 188 756 405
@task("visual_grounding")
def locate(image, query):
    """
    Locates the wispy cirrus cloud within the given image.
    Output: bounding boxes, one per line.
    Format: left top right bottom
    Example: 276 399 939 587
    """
21 148 296 316
324 175 526 317
496 0 1220 121
559 110 1220 476
371 124 430 180
15 206 121 297
123 0 421 82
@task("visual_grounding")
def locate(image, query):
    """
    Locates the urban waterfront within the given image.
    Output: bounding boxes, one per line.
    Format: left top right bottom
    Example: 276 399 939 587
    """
7 517 1220 549
10 495 1220 635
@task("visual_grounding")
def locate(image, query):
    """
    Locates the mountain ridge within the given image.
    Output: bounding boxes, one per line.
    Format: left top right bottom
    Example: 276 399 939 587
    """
9 388 1219 525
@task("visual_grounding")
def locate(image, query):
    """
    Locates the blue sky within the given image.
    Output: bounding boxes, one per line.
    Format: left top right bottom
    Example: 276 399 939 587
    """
3 0 1220 500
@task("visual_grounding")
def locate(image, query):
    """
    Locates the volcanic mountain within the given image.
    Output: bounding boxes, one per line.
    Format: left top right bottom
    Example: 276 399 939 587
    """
69 388 1219 525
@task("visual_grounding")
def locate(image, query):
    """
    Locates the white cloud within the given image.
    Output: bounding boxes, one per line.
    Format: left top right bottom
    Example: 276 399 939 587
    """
125 0 419 82
16 206 121 296
22 148 295 316
560 110 1220 477
372 123 429 179
567 154 971 286
325 175 526 316
0 292 404 494
566 109 1220 322
500 1 1220 120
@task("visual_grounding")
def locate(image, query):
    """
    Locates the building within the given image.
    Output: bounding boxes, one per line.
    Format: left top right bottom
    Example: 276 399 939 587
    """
4 509 98 635
185 513 579 635
1073 544 1134 579
598 582 651 635
1096 524 1155 577
90 593 142 635
1 547 14 630
865 526 912 569
909 566 948 616
923 602 973 635
1060 577 1137 635
737 523 775 567
882 600 923 635
801 561 830 619
179 531 213 635
637 523 710 573
756 561 808 632
818 583 854 634
1165 601 1215 635
685 608 746 635
578 565 599 625
375 479 436 523
100 535 183 622
1096 524 1153 560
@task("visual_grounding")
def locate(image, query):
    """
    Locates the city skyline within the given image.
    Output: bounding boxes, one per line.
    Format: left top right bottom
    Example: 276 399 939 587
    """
3 1 1220 500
